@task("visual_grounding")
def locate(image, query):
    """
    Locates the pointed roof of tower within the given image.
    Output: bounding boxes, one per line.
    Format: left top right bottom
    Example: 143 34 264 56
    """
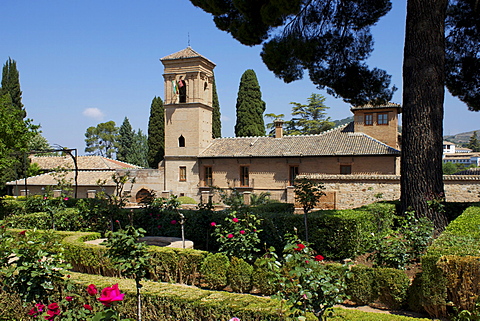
160 47 215 65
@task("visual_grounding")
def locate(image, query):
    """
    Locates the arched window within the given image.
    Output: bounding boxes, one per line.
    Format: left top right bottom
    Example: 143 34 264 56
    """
178 135 185 147
178 79 186 103
135 188 152 203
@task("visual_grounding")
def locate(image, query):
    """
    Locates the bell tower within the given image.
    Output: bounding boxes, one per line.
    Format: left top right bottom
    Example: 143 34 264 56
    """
161 47 216 157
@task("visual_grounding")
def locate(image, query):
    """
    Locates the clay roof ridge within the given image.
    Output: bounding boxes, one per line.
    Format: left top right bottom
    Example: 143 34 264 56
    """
358 133 401 152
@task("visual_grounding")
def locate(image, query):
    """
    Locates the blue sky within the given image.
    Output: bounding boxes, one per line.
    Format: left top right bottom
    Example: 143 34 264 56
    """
2 0 478 154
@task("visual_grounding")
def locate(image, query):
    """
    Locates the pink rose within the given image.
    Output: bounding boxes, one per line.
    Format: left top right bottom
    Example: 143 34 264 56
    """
171 220 177 225
232 218 239 223
63 197 69 201
65 296 73 302
240 230 245 234
210 222 216 227
86 284 98 296
98 283 125 306
227 234 234 238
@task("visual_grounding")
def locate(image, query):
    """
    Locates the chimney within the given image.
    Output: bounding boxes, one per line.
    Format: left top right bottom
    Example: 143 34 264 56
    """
274 119 284 138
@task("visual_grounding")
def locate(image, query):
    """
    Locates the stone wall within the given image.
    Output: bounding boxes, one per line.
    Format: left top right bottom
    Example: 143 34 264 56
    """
302 174 480 210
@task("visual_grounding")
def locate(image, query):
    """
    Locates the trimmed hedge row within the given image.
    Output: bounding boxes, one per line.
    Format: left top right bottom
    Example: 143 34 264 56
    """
0 272 431 321
415 205 480 318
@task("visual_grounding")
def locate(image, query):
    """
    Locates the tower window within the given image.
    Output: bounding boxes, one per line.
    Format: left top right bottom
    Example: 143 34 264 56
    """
365 114 373 126
179 166 187 181
204 166 213 186
378 113 388 125
178 79 186 103
179 135 185 147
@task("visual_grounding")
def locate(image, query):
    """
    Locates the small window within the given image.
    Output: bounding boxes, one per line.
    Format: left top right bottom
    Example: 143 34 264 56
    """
179 135 185 147
178 79 186 103
204 166 213 186
340 165 352 175
179 166 187 181
365 114 373 126
289 165 299 186
240 166 249 187
377 113 388 125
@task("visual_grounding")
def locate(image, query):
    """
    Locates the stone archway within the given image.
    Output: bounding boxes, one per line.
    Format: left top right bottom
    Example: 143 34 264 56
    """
135 188 152 203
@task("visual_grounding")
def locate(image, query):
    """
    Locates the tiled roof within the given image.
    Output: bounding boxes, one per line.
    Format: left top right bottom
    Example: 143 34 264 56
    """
453 168 480 175
29 156 141 171
199 123 400 158
160 47 215 65
6 171 116 186
351 102 402 112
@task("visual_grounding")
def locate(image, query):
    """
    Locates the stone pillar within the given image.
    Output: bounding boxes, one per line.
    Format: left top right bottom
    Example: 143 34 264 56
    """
286 186 295 204
243 191 251 206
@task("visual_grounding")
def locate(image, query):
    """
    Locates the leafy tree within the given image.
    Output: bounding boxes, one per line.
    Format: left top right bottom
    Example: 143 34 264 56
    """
1 58 25 118
190 0 480 231
467 131 480 152
234 69 266 137
264 113 285 136
84 121 119 158
117 117 134 162
147 96 164 168
129 129 148 167
28 132 51 152
212 75 222 138
294 178 325 242
442 162 460 175
288 93 335 135
0 94 37 189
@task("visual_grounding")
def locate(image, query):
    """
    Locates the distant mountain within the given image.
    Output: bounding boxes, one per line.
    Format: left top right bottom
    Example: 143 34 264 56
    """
333 116 353 127
444 130 480 145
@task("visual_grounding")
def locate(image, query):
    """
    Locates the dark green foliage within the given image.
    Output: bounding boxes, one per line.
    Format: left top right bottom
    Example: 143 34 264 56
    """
84 120 119 158
251 256 279 295
287 93 335 135
346 265 377 306
0 94 37 188
117 117 134 162
445 0 480 111
147 96 165 168
234 69 266 137
211 76 221 138
190 0 395 106
227 257 253 293
467 131 480 152
1 58 25 117
128 129 148 167
374 268 410 310
200 252 229 290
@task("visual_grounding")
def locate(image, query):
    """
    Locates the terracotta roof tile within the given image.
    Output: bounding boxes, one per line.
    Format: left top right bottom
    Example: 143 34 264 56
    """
351 102 402 112
160 47 215 65
6 171 116 186
199 123 400 158
29 156 141 171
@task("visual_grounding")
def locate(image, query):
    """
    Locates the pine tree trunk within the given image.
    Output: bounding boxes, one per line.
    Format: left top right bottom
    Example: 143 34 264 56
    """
401 0 448 231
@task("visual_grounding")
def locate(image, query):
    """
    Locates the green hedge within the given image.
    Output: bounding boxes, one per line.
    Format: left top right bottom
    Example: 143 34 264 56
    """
0 271 431 321
417 205 480 318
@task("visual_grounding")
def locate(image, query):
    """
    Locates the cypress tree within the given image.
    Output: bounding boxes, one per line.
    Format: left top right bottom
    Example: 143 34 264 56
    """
147 96 165 168
1 58 25 118
212 75 221 138
468 131 480 152
129 129 148 167
234 69 266 137
117 117 134 162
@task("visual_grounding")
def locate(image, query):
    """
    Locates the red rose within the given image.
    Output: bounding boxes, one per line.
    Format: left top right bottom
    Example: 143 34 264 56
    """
98 283 125 306
19 230 26 236
232 218 239 223
315 255 325 261
65 296 73 302
83 304 93 311
227 234 234 238
240 230 245 234
294 244 306 251
35 303 45 312
27 308 37 316
87 284 98 296
171 220 177 225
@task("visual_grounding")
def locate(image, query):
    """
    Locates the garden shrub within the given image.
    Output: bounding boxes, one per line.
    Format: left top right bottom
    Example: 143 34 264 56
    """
406 272 426 314
227 257 253 293
0 197 25 218
346 264 378 305
200 252 230 290
251 257 278 295
3 208 85 231
419 206 480 318
375 268 410 310
358 202 396 238
178 196 196 204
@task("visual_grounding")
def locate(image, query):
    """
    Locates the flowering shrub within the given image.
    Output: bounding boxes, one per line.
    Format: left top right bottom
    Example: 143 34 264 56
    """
257 234 349 321
212 210 262 262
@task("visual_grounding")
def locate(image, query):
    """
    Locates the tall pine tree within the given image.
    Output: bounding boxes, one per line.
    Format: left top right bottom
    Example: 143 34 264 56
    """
234 69 266 137
117 117 134 162
212 75 222 138
147 96 165 168
1 58 25 118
